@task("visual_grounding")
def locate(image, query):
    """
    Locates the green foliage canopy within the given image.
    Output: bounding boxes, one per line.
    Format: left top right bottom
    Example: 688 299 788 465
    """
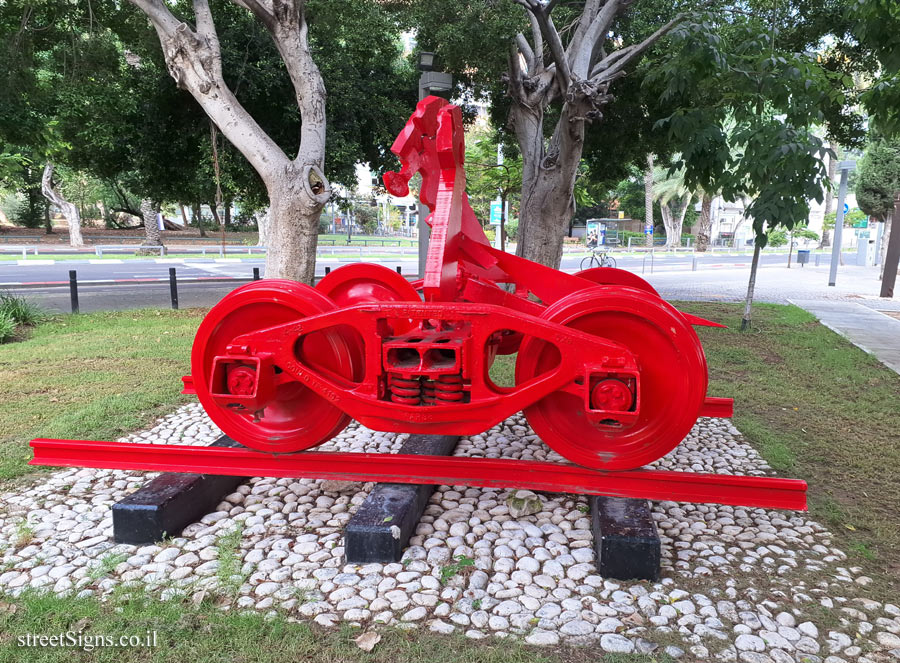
0 0 416 217
855 137 900 222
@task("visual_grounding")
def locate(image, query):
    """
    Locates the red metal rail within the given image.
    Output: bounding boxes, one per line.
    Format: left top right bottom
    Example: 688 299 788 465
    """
30 439 807 511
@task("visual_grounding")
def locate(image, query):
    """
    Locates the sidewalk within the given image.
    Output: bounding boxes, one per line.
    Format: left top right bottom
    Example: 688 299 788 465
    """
645 263 900 311
788 299 900 376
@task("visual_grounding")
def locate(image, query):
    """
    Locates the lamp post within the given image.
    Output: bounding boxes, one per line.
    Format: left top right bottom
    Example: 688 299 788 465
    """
416 51 453 279
828 160 856 287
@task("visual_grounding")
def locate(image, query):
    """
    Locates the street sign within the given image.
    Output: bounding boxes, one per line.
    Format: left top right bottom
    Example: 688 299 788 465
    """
644 222 653 236
490 201 503 225
843 202 849 215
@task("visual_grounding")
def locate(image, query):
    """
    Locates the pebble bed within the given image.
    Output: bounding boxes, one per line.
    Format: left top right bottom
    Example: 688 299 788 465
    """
1 403 898 663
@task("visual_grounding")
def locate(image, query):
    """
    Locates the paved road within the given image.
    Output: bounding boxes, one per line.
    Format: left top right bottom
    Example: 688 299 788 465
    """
0 250 852 286
7 255 892 315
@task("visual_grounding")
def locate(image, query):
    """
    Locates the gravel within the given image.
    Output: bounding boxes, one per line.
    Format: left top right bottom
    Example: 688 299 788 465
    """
0 402 895 662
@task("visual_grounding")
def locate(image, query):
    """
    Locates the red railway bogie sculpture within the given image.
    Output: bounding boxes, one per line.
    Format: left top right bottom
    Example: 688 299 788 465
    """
29 97 807 511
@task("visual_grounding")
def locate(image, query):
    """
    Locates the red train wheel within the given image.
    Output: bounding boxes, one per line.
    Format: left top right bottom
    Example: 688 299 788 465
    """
574 267 661 298
316 263 419 308
316 262 421 369
516 286 707 470
191 280 357 453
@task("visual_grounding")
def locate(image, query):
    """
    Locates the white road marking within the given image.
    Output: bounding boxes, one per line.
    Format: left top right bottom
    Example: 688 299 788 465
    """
17 260 55 265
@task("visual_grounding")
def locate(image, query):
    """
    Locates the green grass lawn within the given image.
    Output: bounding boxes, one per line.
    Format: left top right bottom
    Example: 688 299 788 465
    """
317 234 417 246
0 308 203 482
679 301 900 599
0 588 671 663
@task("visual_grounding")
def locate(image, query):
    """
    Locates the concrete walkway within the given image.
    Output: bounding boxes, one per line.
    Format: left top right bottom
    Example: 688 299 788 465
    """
789 299 900 375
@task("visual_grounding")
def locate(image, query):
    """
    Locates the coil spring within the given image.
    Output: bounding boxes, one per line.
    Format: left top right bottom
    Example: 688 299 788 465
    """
388 374 421 405
421 379 437 405
434 374 464 403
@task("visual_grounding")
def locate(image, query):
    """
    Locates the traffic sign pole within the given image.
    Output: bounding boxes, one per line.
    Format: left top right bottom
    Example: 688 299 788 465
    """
828 161 855 287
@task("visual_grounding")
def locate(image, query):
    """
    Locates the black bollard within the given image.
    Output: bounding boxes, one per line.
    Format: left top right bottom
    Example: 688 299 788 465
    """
396 265 402 274
168 267 179 310
252 267 260 281
68 270 79 314
324 266 331 275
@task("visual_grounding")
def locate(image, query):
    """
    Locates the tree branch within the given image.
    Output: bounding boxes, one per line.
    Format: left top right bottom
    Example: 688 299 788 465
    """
127 0 293 180
567 0 604 68
128 0 183 35
41 164 64 209
232 0 277 33
515 33 534 71
528 12 544 71
508 39 526 99
232 0 327 168
193 0 222 56
110 180 141 217
570 0 625 78
515 0 571 89
590 14 684 83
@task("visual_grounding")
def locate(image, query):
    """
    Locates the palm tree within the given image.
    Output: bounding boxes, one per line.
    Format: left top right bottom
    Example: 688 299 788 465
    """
653 165 693 248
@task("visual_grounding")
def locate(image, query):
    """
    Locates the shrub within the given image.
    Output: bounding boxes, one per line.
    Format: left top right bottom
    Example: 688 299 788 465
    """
0 292 43 326
0 310 15 343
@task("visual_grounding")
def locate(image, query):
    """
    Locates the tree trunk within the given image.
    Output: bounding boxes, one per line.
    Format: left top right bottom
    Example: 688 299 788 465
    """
880 212 893 281
193 202 207 237
696 193 712 252
880 195 900 298
673 195 690 247
140 198 162 246
500 192 507 252
644 154 654 248
266 178 320 283
661 203 681 248
224 201 231 227
741 242 763 331
660 195 690 249
511 100 583 269
42 199 52 234
178 203 189 229
516 167 575 268
209 204 222 227
256 208 270 247
41 164 84 248
130 0 331 283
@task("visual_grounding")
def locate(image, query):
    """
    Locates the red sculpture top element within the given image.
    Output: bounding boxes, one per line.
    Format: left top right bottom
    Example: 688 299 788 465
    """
384 96 613 308
384 96 492 302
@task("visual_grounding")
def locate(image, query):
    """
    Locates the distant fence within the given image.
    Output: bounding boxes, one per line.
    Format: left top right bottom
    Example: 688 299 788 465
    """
55 264 409 314
0 234 247 245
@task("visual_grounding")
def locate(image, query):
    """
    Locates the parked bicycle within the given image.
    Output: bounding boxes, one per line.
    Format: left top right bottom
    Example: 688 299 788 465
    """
580 248 617 270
